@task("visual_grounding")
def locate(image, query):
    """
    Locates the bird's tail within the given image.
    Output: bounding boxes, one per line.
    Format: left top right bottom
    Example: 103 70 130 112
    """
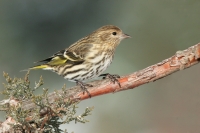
21 64 51 72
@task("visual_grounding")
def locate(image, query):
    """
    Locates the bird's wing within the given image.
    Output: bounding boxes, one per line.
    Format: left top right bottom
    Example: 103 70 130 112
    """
35 50 65 63
66 43 93 59
35 43 93 66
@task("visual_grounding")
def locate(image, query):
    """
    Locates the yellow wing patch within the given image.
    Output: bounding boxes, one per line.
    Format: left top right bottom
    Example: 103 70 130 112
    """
47 56 67 65
28 51 84 71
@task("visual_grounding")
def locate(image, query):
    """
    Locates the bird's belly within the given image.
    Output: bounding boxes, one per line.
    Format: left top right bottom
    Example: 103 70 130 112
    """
60 54 113 81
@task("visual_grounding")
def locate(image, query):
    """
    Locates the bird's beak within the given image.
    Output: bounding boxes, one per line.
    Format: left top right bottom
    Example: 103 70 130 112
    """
122 33 131 39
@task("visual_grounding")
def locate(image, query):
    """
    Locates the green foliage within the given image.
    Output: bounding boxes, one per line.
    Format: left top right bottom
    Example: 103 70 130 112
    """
0 72 93 133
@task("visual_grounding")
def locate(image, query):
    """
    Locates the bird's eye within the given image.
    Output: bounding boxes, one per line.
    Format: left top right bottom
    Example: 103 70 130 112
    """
112 32 117 35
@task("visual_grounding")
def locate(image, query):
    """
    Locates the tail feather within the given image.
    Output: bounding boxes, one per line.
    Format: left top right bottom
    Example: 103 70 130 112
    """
29 65 49 70
21 64 51 72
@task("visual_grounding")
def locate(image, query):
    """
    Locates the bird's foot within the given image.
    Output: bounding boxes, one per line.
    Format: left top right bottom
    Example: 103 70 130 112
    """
99 73 121 87
76 80 93 98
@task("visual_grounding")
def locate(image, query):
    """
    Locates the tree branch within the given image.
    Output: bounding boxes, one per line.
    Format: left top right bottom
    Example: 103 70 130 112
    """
50 42 200 101
1 43 200 132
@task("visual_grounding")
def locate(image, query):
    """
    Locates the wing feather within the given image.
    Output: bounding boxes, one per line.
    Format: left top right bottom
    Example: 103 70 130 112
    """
32 43 93 68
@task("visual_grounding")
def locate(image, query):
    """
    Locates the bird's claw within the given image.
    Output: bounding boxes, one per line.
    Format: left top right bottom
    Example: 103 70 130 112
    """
99 73 121 87
76 80 93 98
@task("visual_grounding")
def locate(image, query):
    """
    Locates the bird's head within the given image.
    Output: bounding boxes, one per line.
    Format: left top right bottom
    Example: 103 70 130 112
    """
91 25 130 47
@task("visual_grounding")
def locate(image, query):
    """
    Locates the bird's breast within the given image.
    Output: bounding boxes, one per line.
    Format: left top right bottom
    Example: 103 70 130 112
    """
87 52 113 76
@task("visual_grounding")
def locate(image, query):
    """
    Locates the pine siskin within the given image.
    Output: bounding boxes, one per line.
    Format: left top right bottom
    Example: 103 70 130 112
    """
28 25 130 96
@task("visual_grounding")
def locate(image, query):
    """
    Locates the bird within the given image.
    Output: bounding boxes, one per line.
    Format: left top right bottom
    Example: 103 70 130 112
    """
27 25 130 97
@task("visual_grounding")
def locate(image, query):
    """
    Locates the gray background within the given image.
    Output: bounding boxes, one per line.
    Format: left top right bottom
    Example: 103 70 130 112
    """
0 0 200 133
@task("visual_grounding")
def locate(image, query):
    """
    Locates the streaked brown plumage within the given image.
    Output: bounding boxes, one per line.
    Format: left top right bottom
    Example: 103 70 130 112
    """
28 25 130 96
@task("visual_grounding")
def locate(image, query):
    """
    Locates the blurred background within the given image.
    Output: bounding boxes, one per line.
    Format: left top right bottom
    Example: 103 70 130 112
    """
0 0 200 133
